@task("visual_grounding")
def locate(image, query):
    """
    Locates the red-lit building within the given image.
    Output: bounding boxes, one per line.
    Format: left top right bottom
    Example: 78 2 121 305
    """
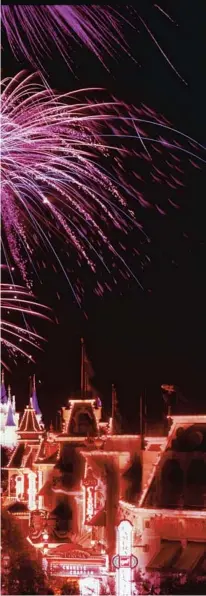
1 345 206 593
118 415 206 590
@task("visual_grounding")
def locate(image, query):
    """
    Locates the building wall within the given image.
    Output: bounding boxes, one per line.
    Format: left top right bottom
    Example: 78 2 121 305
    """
118 501 206 571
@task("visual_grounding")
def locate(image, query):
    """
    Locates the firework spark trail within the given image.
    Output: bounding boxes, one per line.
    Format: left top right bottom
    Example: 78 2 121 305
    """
1 195 32 286
137 15 187 85
154 4 176 24
1 72 205 301
0 283 52 365
1 4 128 71
2 4 184 82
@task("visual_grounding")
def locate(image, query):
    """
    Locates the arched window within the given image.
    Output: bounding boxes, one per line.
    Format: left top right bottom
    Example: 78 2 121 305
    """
15 475 24 499
69 407 97 436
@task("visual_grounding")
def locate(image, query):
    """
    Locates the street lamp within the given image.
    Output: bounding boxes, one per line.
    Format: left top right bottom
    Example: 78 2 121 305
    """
2 554 10 574
42 528 49 542
42 527 49 554
41 527 49 577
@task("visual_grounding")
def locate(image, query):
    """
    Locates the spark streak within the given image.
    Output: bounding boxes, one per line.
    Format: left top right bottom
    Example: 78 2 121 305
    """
0 283 51 366
1 72 204 302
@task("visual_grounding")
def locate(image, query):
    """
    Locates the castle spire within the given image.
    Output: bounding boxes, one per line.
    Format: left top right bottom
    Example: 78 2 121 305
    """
5 403 15 427
1 369 7 404
30 374 42 417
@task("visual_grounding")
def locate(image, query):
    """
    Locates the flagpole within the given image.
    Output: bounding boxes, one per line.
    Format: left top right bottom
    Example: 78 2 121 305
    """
112 384 116 435
140 394 143 448
81 337 84 396
144 389 147 437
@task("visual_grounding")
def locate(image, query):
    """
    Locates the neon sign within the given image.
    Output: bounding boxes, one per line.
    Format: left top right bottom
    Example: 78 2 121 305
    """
38 470 43 509
83 468 97 523
113 555 138 570
115 520 134 596
87 486 94 520
49 561 105 578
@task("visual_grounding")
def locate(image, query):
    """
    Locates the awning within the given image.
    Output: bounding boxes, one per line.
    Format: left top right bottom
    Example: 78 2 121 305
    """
148 542 181 570
196 553 206 576
87 508 106 527
173 543 206 572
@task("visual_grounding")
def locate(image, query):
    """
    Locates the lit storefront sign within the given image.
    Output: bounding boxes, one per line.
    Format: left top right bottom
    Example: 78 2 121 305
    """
113 520 137 596
83 468 98 523
38 470 43 509
49 557 107 578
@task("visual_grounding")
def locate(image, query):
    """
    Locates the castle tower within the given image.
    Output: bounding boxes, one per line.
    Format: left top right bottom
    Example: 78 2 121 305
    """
1 369 7 405
4 402 17 448
0 374 19 446
3 386 17 448
30 375 43 426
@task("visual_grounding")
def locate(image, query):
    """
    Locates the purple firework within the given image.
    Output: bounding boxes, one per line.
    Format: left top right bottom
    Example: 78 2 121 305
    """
1 5 128 71
2 4 186 81
1 72 205 304
1 283 52 368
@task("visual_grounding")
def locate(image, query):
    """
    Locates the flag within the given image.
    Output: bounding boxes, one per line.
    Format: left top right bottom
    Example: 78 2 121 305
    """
161 384 175 394
161 384 175 404
81 338 94 393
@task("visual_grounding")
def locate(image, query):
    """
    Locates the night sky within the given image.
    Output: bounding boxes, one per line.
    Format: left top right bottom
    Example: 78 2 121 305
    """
2 1 206 430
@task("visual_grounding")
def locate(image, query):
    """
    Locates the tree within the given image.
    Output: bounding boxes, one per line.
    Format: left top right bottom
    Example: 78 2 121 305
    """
60 581 80 595
1 510 51 595
134 570 206 595
160 574 206 595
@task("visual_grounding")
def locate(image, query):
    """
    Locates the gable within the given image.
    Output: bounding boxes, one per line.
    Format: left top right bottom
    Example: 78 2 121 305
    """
68 403 98 436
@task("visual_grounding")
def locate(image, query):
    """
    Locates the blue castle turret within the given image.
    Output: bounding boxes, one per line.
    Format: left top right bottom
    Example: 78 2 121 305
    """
1 370 7 405
0 378 19 447
31 375 42 418
5 403 16 427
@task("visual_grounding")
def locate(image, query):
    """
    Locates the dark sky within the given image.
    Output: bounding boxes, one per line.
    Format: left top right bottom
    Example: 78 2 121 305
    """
2 1 206 430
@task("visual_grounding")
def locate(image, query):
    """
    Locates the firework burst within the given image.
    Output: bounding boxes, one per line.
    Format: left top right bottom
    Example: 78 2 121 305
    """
1 72 205 304
2 4 185 82
1 5 129 71
0 283 52 368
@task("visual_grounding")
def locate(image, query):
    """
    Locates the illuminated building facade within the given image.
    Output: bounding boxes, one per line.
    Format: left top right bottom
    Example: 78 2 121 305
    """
1 345 206 593
118 415 206 590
